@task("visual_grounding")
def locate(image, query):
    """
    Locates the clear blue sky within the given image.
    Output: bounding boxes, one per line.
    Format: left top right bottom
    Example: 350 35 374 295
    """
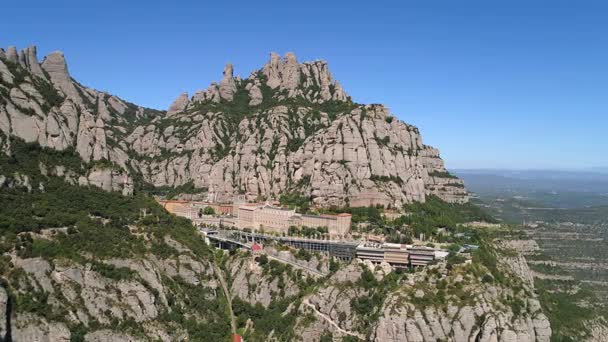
2 0 607 170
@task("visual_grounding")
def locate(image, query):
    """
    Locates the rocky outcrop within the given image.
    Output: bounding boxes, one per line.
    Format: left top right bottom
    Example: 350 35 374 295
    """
20 46 46 80
1 46 468 206
84 330 144 342
0 286 7 339
260 52 348 103
6 46 18 63
2 234 220 341
133 52 466 206
365 254 552 342
219 63 237 101
372 295 551 342
41 51 82 104
222 246 552 342
11 313 71 342
0 162 553 342
79 167 134 196
166 92 189 116
228 256 301 307
586 319 608 342
372 254 551 342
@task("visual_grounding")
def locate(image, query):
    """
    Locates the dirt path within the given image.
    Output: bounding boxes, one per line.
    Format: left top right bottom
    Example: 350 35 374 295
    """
213 263 237 335
303 298 365 340
265 254 327 277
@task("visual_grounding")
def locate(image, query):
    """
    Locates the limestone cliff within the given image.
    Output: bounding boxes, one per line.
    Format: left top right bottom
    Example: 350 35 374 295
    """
222 244 553 342
0 45 467 207
0 238 229 341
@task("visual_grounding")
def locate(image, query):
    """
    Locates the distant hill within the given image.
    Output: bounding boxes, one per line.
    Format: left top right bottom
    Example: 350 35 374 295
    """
453 169 608 208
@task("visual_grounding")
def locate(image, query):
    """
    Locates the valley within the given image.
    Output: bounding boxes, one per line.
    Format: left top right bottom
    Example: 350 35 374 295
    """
457 169 608 339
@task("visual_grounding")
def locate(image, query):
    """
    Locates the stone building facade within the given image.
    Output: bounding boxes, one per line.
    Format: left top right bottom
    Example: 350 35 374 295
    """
236 205 351 237
159 199 235 219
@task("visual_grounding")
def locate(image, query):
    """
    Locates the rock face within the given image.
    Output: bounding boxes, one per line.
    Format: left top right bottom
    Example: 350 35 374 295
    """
219 63 237 101
0 286 7 338
223 248 553 342
11 313 71 342
0 128 557 342
0 46 467 206
80 167 134 196
2 239 221 341
166 92 189 116
360 251 552 342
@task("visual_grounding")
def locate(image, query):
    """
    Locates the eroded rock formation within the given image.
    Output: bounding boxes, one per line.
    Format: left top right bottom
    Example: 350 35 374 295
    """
0 46 467 206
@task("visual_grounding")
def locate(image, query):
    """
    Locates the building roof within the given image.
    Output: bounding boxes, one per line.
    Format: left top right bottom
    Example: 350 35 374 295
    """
303 214 336 220
158 199 188 203
263 205 295 212
382 242 405 249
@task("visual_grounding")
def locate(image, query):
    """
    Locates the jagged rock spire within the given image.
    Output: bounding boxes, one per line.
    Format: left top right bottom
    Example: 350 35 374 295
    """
1 46 469 206
263 52 283 89
262 51 302 91
261 52 348 102
1 46 90 107
0 45 45 80
41 51 81 102
173 52 349 113
6 46 18 63
219 63 236 101
22 46 46 80
167 92 190 116
282 52 301 91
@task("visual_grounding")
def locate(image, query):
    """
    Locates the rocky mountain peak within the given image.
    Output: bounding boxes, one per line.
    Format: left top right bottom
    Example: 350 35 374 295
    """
219 63 237 101
21 45 47 80
262 51 301 90
174 52 350 112
0 45 46 80
5 46 18 63
257 51 347 103
1 47 468 206
39 50 87 105
167 92 190 116
223 63 234 78
41 50 68 76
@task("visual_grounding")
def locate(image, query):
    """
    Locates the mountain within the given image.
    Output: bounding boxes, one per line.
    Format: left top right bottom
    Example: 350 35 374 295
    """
0 46 467 207
0 140 553 341
6 46 596 341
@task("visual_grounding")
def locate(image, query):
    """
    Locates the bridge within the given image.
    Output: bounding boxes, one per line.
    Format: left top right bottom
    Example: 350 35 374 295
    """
204 230 252 250
203 229 359 261
203 229 329 276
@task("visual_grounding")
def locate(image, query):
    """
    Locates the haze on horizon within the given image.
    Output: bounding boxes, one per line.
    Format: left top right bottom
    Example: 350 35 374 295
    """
2 0 606 171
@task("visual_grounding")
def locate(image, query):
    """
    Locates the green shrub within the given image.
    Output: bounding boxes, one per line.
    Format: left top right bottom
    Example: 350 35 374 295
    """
280 192 311 213
90 262 136 281
481 274 494 283
428 171 458 179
